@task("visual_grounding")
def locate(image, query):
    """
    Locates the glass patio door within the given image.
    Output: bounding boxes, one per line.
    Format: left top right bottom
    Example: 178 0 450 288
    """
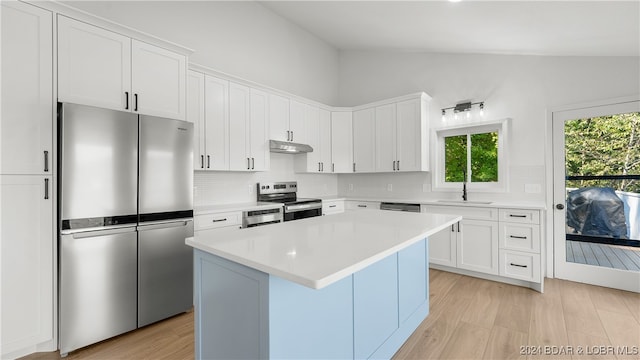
553 100 639 292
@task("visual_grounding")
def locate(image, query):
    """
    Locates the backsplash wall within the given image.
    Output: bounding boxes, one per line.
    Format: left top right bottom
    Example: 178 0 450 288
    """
194 153 339 206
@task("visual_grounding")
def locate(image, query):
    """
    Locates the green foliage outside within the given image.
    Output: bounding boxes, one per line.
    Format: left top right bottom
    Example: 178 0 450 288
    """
445 132 498 182
565 113 639 193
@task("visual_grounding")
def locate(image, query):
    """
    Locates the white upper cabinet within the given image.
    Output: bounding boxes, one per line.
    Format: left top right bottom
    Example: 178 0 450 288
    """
296 106 332 173
204 76 230 170
375 104 397 172
249 88 270 171
372 96 429 173
229 83 250 171
319 109 332 172
187 71 205 169
352 108 376 173
289 100 308 144
269 94 290 142
331 111 354 173
1 1 53 176
58 16 186 120
228 83 269 171
396 98 426 172
131 39 186 120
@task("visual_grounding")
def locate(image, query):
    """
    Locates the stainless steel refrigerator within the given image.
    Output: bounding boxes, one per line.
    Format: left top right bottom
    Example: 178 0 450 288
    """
58 103 194 355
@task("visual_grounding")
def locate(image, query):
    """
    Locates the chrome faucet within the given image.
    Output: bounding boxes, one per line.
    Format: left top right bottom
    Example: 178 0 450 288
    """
462 170 468 201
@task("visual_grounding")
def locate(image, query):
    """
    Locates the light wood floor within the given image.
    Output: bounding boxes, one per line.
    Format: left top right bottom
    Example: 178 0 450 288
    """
23 270 639 360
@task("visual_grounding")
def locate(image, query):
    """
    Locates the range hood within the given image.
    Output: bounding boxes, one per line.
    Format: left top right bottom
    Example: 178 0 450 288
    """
269 140 313 154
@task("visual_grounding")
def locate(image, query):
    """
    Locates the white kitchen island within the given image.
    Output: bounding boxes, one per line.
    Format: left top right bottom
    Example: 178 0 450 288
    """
186 210 461 360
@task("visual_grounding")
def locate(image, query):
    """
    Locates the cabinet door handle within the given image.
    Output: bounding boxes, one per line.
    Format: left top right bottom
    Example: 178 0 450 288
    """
287 130 290 141
207 155 211 169
200 155 204 169
397 160 400 171
509 214 527 218
509 235 528 239
329 205 336 208
252 158 255 170
134 93 138 111
44 178 49 200
357 204 366 208
353 163 356 172
451 224 455 232
44 151 49 172
291 131 294 141
509 263 528 268
125 92 129 110
318 162 321 172
212 218 227 223
332 163 335 173
457 222 461 232
247 158 250 170
393 160 396 171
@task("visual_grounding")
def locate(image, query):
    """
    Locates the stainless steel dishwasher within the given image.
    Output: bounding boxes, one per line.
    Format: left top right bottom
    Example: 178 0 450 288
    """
379 202 421 213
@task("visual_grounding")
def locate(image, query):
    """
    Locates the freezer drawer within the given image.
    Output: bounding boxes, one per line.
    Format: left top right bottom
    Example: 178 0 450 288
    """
59 227 137 355
138 220 194 327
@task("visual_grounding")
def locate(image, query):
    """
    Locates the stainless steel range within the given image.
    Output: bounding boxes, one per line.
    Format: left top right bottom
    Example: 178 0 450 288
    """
257 182 322 221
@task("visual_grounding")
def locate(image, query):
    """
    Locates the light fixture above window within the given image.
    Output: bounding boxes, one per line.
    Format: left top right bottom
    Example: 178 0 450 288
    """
441 101 485 122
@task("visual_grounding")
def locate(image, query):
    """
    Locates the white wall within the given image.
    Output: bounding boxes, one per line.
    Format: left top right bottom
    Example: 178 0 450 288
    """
337 52 640 203
60 0 339 105
194 153 338 206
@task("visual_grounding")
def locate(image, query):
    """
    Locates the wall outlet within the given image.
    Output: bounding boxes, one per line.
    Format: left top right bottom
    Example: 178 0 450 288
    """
525 183 542 194
348 183 354 191
387 183 393 192
422 183 430 192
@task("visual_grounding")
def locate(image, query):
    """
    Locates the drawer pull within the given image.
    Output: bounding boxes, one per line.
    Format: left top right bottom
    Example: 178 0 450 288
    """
357 205 367 208
510 263 528 268
509 214 527 218
509 235 528 239
329 205 337 208
212 218 228 223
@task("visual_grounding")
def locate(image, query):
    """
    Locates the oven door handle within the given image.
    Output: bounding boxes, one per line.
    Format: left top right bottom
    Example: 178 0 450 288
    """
285 203 322 212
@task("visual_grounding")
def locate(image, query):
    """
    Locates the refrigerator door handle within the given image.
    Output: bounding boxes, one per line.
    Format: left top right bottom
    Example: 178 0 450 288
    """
137 219 192 231
67 226 137 239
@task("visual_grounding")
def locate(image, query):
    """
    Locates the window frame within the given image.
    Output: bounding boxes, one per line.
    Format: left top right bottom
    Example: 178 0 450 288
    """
433 119 509 192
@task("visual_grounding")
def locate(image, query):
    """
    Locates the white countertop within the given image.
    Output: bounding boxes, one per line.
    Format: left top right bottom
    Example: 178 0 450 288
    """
327 197 546 210
194 202 282 215
187 210 461 289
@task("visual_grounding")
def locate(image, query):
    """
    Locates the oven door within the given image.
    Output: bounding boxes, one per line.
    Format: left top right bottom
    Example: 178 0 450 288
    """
283 203 322 221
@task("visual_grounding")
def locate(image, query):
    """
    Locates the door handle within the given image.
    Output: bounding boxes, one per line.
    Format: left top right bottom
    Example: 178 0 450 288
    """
125 91 129 110
44 151 49 172
207 155 211 169
212 218 227 223
321 162 323 172
329 205 336 208
393 160 396 171
357 205 367 208
200 155 204 169
509 214 527 218
291 131 294 141
134 93 138 112
353 163 356 172
332 163 335 173
252 157 255 170
318 162 321 172
397 160 400 171
510 263 528 268
247 158 250 170
556 204 565 210
509 235 528 239
287 130 290 141
44 178 49 200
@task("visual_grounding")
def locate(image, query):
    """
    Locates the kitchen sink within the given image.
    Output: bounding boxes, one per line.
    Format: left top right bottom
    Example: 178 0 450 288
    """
435 200 493 205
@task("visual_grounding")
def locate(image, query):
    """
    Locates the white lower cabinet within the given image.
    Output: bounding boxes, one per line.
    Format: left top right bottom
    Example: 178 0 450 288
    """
322 200 345 215
428 223 457 267
345 201 381 210
1 175 54 357
456 219 499 275
423 204 543 290
195 211 242 231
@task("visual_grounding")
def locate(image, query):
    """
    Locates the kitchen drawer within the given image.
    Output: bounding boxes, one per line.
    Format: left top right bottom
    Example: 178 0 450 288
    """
421 205 498 221
499 209 540 224
345 201 380 210
499 223 540 253
195 211 242 231
499 250 540 282
322 200 345 215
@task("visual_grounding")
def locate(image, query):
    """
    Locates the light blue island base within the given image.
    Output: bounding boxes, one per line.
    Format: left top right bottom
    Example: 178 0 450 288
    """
194 239 429 360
